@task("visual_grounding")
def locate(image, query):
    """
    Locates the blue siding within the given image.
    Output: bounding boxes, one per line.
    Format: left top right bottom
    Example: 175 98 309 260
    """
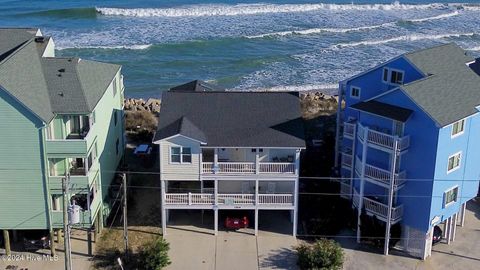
344 57 424 106
376 90 439 232
431 114 480 226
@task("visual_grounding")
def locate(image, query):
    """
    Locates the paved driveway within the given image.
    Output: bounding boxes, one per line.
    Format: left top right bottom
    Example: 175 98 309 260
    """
341 199 480 270
165 228 298 270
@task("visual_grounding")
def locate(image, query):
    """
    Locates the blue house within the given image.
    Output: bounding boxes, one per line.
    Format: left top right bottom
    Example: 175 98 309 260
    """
334 43 480 259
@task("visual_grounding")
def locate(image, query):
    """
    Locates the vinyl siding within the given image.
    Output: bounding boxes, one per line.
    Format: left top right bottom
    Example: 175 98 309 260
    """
0 88 49 229
160 136 201 181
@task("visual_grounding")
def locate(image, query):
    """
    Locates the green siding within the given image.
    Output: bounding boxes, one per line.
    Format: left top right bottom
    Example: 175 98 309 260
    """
0 89 49 230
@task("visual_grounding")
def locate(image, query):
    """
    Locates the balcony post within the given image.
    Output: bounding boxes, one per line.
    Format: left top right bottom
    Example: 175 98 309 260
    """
213 148 219 174
161 180 167 236
188 192 192 205
255 149 260 174
214 179 218 206
293 178 299 237
255 179 259 205
357 126 368 243
384 137 398 255
334 83 344 168
295 149 300 176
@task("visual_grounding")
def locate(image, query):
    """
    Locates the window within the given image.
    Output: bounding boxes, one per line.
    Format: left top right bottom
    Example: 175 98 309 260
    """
444 186 458 207
91 111 96 126
382 68 404 85
51 195 61 211
350 86 360 99
451 119 465 137
113 78 117 96
114 111 118 126
447 152 461 173
116 138 120 155
182 147 192 163
170 146 192 163
251 148 264 153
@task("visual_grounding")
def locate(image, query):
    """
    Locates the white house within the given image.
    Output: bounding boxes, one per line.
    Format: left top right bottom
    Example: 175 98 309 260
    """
153 81 305 236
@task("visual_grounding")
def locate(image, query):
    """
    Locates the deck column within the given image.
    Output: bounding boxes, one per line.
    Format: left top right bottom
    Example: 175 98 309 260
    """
213 148 218 173
384 137 398 255
161 180 167 236
460 203 466 227
214 208 218 236
3 230 11 256
452 213 457 242
50 229 56 256
293 178 299 237
357 127 369 243
254 209 259 236
255 149 260 174
255 179 259 205
446 217 451 245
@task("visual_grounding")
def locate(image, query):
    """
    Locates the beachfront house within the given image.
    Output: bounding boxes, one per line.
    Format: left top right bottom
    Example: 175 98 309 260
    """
334 43 480 259
0 28 125 250
153 82 305 236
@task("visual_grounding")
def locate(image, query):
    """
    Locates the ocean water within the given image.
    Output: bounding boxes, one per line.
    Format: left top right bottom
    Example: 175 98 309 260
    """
1 0 480 98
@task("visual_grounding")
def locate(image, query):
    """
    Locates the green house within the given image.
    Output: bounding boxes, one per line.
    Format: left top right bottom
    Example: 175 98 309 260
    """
0 28 125 235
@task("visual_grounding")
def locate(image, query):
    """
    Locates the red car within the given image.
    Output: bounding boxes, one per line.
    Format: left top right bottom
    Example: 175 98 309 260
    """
225 216 249 229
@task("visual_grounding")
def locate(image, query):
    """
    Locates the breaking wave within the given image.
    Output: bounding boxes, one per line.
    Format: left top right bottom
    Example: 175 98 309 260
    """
332 33 476 48
96 2 449 18
239 84 338 92
56 44 153 50
245 10 460 39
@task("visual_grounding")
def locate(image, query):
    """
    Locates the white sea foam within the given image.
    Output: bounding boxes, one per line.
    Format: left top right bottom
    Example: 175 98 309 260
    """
407 10 459 22
96 2 447 18
333 33 476 48
239 84 338 92
56 44 153 50
245 10 460 39
467 46 480 51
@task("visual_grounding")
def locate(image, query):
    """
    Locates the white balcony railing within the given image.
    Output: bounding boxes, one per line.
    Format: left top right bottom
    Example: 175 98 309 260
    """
352 188 403 223
340 181 351 199
343 121 355 138
201 162 295 174
259 163 295 174
258 194 293 205
164 193 294 207
363 197 403 223
358 124 409 151
355 156 406 189
341 152 353 169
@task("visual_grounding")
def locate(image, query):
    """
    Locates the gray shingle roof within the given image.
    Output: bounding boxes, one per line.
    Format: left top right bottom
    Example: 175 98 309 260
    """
170 80 224 92
0 28 38 60
400 43 480 126
154 91 305 148
351 100 412 122
0 29 121 123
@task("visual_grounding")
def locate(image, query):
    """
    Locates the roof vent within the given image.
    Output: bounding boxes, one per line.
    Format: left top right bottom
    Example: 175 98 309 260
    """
58 68 65 73
34 37 45 43
58 92 64 97
67 59 72 62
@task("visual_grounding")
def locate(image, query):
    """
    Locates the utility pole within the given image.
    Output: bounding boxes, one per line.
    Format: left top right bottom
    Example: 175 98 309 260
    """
62 174 72 270
122 173 129 256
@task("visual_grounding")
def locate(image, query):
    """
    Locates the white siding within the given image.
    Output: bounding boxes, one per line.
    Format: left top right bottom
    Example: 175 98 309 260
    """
160 136 201 181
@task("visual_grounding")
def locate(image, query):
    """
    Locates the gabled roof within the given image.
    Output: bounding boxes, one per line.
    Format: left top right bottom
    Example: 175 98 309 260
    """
351 100 412 122
0 28 38 61
156 116 207 143
154 90 305 148
400 43 480 126
0 29 121 123
170 80 224 92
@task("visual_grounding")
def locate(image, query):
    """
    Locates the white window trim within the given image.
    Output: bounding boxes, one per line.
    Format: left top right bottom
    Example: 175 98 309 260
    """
446 151 462 174
451 118 466 138
443 185 459 208
169 146 192 164
382 67 405 85
350 86 361 99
